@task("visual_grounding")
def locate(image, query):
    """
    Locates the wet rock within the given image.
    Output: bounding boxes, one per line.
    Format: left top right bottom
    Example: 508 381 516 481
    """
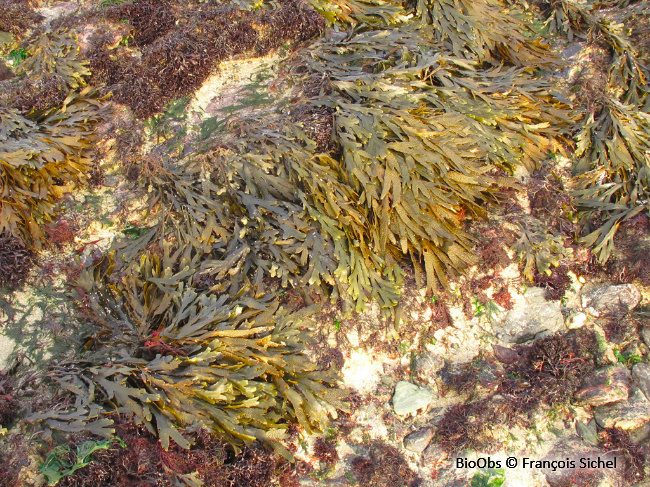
575 365 630 407
439 361 466 388
403 426 434 453
632 363 650 400
594 389 650 430
592 326 618 366
582 284 641 317
495 287 564 344
576 419 599 447
392 381 434 417
492 344 520 364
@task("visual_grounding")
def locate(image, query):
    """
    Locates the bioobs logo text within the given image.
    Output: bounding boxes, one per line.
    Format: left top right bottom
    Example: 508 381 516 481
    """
456 458 502 469
456 456 618 471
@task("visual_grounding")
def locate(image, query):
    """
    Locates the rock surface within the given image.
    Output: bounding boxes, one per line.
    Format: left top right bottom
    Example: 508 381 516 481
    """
641 325 650 349
415 353 445 382
594 389 650 430
566 312 587 330
582 284 641 317
403 427 434 453
576 419 599 446
574 365 630 407
496 287 564 343
632 363 650 400
542 436 622 487
392 381 434 417
492 344 520 364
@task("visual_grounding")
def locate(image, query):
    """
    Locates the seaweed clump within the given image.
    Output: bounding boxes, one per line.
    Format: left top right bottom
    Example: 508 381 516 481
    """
598 427 648 484
0 90 107 248
0 232 34 287
0 0 42 39
31 245 348 458
90 0 325 117
56 420 310 487
350 440 420 487
539 0 650 264
435 329 597 454
0 30 92 112
104 0 176 47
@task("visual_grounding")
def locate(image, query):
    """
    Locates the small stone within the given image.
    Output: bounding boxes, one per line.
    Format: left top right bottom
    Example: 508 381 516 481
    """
632 363 650 401
641 326 650 348
594 389 650 430
576 419 599 446
496 287 565 344
492 344 520 364
392 381 434 417
403 426 434 453
582 284 641 317
566 312 587 330
575 365 630 407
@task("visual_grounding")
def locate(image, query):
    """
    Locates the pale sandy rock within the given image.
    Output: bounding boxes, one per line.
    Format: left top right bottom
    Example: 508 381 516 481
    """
495 287 564 343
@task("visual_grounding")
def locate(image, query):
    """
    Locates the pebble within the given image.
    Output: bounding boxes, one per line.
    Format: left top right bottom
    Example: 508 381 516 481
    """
403 426 434 453
392 381 434 417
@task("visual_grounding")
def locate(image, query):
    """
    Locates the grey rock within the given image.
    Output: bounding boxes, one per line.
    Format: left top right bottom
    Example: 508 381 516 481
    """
392 381 434 416
575 365 630 407
582 284 641 317
492 344 520 364
594 389 650 430
403 426 434 453
641 326 650 348
632 363 650 401
576 419 599 447
561 43 583 59
496 287 564 344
